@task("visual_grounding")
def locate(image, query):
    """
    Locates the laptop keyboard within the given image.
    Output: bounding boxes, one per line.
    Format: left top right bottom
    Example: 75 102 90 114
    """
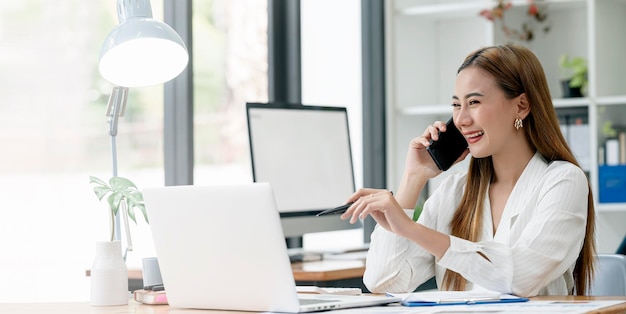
298 298 337 305
296 286 362 295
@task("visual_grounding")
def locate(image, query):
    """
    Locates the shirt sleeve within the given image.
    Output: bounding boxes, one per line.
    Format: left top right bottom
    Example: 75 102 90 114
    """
363 210 435 293
363 173 466 293
437 162 589 297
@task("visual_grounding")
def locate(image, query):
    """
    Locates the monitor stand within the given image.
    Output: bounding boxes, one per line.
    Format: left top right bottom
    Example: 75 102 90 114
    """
286 236 303 248
286 236 324 263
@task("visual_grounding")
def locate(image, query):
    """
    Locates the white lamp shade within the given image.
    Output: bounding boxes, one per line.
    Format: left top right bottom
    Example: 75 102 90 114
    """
99 17 189 87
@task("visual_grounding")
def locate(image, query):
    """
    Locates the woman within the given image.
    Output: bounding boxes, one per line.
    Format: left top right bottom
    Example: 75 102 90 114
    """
341 44 595 297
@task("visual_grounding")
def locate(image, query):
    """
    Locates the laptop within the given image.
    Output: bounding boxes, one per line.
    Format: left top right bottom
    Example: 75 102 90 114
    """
143 183 401 312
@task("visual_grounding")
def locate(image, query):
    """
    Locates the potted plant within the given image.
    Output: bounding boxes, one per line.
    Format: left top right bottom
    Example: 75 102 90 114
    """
88 175 148 306
479 0 550 42
559 54 588 98
89 176 149 241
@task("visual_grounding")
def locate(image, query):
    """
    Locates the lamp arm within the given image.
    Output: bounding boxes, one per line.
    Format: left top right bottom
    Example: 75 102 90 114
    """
117 0 153 23
105 86 129 243
106 86 128 137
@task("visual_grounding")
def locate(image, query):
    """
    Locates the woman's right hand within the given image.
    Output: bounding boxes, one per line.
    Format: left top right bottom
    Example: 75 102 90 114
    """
404 120 466 179
393 120 469 210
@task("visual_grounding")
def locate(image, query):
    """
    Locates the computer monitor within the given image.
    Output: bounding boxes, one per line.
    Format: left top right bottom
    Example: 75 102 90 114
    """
245 102 361 243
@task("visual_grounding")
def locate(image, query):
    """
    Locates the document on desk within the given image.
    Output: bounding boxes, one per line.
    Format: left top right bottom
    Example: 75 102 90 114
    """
317 300 626 314
388 290 528 306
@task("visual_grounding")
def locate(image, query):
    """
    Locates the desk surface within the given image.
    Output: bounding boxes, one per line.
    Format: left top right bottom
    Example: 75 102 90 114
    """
121 259 367 283
291 259 365 282
1 297 625 314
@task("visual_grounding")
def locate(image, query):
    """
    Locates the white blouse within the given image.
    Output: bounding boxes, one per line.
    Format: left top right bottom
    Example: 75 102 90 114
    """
363 152 589 297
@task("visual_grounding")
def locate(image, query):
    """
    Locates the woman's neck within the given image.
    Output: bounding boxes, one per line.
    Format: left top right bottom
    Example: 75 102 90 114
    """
491 142 535 186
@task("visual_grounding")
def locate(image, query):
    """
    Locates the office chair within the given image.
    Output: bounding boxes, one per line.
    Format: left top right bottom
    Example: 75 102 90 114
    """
589 254 626 296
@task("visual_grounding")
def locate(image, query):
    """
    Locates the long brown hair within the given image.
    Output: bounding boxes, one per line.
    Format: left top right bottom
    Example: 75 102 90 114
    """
441 44 596 295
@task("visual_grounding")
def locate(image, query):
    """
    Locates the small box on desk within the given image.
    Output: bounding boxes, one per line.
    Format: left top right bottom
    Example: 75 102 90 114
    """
599 165 626 203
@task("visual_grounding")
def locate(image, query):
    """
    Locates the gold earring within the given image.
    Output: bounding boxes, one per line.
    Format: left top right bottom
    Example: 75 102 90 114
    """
514 118 523 130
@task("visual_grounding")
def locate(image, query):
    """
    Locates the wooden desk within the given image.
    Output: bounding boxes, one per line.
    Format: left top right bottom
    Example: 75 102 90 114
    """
1 297 625 313
291 259 437 292
291 259 365 282
122 259 368 282
121 259 439 293
111 259 368 292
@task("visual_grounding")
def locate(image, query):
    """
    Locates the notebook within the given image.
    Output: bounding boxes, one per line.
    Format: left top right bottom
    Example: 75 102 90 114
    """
142 183 400 312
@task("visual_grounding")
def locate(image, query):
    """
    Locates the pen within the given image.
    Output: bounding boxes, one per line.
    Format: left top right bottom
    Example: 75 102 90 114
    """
316 202 355 216
316 191 393 216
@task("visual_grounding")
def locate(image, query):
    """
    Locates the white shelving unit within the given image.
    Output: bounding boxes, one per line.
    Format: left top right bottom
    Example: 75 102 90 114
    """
385 0 626 253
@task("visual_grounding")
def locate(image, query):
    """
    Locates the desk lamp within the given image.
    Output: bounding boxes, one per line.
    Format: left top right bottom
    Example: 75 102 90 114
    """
98 0 188 259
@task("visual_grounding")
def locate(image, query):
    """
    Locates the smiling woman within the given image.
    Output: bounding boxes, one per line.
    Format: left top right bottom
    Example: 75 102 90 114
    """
361 44 596 298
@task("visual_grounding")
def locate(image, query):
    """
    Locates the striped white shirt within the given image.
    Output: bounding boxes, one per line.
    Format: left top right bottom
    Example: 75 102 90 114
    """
364 152 589 297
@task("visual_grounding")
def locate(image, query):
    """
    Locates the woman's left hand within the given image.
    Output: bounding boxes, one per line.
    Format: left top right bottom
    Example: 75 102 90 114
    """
340 188 415 237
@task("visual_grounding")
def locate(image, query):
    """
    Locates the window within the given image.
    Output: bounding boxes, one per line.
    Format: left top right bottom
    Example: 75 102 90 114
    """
192 0 268 185
0 0 164 302
0 0 363 301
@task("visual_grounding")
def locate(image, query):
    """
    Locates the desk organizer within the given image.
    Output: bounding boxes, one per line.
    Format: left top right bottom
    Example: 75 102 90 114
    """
599 165 626 203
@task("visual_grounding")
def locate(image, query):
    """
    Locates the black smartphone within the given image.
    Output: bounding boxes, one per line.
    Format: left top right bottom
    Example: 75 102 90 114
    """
426 117 468 171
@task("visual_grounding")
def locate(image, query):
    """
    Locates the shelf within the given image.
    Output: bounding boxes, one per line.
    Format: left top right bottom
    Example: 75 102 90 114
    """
596 96 626 106
553 98 590 108
398 1 489 19
540 0 587 11
397 0 586 19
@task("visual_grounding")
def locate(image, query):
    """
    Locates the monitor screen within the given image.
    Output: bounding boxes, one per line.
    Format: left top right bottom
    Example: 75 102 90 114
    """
246 102 360 238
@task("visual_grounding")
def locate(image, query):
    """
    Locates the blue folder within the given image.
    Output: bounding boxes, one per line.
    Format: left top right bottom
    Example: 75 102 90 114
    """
402 296 529 307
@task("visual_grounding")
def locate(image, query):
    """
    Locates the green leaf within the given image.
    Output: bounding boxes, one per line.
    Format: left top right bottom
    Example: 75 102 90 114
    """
92 186 110 200
125 192 142 204
126 196 148 223
559 54 587 89
127 205 137 224
110 177 138 192
107 193 122 216
603 121 617 138
89 176 108 186
570 76 584 88
413 206 423 221
138 204 149 224
89 175 149 241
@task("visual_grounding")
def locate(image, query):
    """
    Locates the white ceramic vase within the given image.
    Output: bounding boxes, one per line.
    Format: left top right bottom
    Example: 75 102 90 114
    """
90 241 129 306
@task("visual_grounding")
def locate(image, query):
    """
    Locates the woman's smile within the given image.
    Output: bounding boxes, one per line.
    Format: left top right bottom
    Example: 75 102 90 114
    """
464 130 484 144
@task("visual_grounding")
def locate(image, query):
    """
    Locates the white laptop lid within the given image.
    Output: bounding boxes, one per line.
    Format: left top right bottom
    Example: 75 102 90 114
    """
144 183 301 312
143 183 400 312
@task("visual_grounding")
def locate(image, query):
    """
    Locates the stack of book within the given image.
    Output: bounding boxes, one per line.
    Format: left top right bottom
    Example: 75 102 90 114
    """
599 130 626 203
559 111 590 172
603 131 626 166
133 289 168 305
